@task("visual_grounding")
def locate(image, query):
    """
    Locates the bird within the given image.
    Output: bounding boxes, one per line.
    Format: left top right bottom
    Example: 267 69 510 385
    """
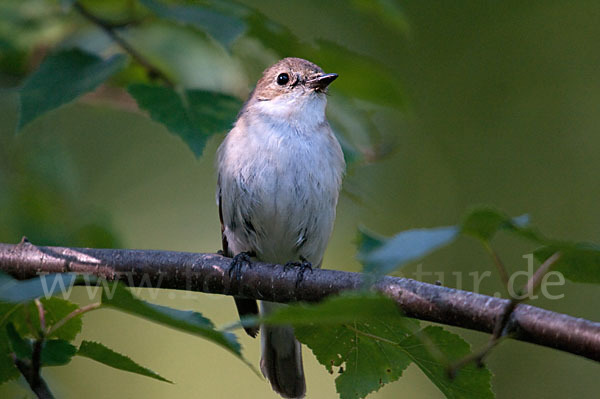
216 57 345 398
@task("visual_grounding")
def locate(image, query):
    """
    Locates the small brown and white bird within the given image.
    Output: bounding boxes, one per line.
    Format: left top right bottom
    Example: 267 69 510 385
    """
217 57 345 398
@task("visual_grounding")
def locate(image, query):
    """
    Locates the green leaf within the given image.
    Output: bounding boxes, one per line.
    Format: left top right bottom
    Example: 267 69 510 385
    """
5 323 32 360
0 272 77 303
9 298 83 342
0 303 21 383
460 207 532 241
101 283 242 358
534 244 600 284
402 326 494 399
357 225 459 275
297 321 414 399
270 293 493 399
263 291 403 326
140 0 246 48
77 340 171 383
128 84 242 158
284 294 415 399
40 298 82 341
0 326 19 384
18 49 126 132
41 339 77 366
0 302 21 329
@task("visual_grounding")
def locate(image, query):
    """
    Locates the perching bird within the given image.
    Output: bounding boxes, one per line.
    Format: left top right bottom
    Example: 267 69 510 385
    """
217 57 345 398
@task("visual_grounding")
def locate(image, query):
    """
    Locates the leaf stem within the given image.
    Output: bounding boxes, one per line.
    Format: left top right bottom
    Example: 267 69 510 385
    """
482 241 510 291
343 323 399 346
46 302 101 337
34 299 46 335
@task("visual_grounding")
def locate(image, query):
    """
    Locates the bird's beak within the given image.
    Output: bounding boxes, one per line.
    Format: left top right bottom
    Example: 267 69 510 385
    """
306 73 338 91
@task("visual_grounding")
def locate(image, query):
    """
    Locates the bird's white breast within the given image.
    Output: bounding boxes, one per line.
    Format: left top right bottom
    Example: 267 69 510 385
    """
217 100 345 265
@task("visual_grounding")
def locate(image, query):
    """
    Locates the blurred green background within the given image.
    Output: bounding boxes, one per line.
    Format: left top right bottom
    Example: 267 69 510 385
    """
1 0 600 398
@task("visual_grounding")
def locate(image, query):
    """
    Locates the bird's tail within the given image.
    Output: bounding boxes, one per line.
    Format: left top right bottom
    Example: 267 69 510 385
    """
260 301 306 399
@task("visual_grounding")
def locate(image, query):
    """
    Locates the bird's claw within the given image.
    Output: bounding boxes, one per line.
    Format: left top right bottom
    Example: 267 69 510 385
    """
284 259 313 288
228 252 253 284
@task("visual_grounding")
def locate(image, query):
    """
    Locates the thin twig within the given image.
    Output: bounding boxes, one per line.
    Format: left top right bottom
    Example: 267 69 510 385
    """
482 241 510 291
448 335 510 378
524 252 562 298
449 251 563 375
73 2 175 87
30 338 43 390
46 302 101 337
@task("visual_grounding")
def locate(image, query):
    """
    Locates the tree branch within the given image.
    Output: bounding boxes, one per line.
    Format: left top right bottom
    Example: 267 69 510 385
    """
12 355 55 399
1 241 599 363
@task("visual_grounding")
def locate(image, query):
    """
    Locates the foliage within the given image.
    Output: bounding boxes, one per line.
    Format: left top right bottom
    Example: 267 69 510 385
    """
264 293 493 399
1 0 599 398
359 206 600 285
101 282 243 358
0 273 246 386
128 84 242 158
77 340 172 383
17 49 126 132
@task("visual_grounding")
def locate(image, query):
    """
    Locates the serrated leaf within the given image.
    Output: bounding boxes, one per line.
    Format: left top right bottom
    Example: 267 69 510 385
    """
357 225 459 275
101 283 242 358
402 326 494 399
298 321 414 399
140 0 246 48
128 84 242 158
534 245 600 284
77 340 171 383
41 339 77 366
284 294 415 399
18 49 126 132
460 207 533 242
0 272 77 303
272 293 493 399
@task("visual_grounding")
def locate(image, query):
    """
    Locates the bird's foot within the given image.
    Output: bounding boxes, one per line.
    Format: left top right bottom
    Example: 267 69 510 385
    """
228 252 254 283
284 259 313 288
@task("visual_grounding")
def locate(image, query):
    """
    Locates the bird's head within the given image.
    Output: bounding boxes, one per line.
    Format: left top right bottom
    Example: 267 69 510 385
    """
246 58 337 122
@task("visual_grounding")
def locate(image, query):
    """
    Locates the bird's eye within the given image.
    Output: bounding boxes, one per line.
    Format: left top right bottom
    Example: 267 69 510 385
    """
276 73 289 85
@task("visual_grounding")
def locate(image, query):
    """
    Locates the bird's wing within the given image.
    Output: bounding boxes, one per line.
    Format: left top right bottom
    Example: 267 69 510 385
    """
218 186 259 337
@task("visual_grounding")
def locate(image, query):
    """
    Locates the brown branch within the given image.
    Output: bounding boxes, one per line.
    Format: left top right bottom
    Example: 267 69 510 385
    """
13 355 55 399
73 2 174 87
1 241 599 363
